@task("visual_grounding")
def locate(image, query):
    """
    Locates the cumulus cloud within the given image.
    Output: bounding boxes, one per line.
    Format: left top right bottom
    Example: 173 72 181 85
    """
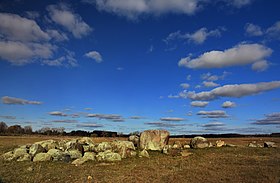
0 13 50 42
251 112 280 125
266 21 280 40
222 101 236 108
251 60 269 72
164 27 223 45
191 101 209 107
48 111 67 117
47 3 92 38
42 50 77 67
201 71 230 81
85 51 103 63
180 83 190 89
186 81 280 101
197 110 228 118
203 81 220 88
245 23 263 36
160 117 185 121
2 96 42 105
178 43 272 71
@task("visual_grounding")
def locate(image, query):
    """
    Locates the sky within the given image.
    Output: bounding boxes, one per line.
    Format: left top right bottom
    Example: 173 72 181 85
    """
0 0 280 135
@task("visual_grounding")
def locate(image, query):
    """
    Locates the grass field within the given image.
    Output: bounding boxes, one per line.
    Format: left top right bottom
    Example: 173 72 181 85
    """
0 136 279 183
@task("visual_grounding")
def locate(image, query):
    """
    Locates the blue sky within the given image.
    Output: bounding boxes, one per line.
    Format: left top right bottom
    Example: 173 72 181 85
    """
0 0 280 134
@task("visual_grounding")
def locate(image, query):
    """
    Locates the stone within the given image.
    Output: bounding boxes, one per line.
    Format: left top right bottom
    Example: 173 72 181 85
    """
248 142 261 147
1 151 15 161
71 152 95 166
29 144 46 157
172 141 183 149
71 158 87 166
83 152 95 161
65 140 84 154
27 167 34 172
215 140 225 147
35 140 59 151
183 145 190 149
67 149 82 159
33 153 52 162
17 154 31 161
264 141 277 148
138 149 149 158
47 149 71 162
128 135 140 148
78 137 94 145
14 147 28 158
94 142 112 153
96 150 122 162
190 136 209 149
111 140 136 158
139 130 170 151
162 145 172 154
225 144 237 147
83 143 95 152
180 150 193 157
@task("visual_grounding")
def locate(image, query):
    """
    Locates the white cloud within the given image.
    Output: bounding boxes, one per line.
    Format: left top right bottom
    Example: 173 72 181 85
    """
47 3 92 38
46 29 69 42
245 23 263 36
252 112 280 125
197 110 228 118
191 101 209 107
178 43 272 71
203 81 220 88
180 83 190 89
160 117 185 121
266 21 280 40
164 27 223 45
2 96 42 105
222 101 236 108
85 51 103 63
201 71 230 81
42 50 77 67
226 0 253 8
186 81 280 101
201 122 225 127
0 13 50 42
90 0 204 19
48 111 67 117
251 60 269 72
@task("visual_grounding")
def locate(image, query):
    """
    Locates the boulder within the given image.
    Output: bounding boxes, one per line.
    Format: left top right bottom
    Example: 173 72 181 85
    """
33 153 52 162
14 147 28 159
96 150 122 162
94 142 112 153
264 141 277 148
35 140 59 151
172 141 183 149
71 158 87 166
65 140 84 154
78 137 94 145
138 149 149 158
190 136 209 149
162 145 172 154
47 149 71 162
71 152 95 166
215 140 225 147
67 149 82 159
17 154 31 161
111 140 136 158
83 152 95 161
29 144 46 157
248 142 262 147
139 130 170 151
180 150 193 157
1 151 15 161
83 144 95 152
183 145 190 149
128 135 140 148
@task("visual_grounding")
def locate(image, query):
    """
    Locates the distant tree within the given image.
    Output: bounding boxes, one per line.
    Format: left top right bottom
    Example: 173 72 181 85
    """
129 131 140 136
24 126 33 134
0 122 8 133
7 125 24 134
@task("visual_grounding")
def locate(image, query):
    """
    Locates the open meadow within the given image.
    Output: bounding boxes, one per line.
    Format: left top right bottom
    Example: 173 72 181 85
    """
0 136 279 183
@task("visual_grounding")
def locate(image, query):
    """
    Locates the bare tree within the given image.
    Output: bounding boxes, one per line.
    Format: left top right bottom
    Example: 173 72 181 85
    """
0 122 8 133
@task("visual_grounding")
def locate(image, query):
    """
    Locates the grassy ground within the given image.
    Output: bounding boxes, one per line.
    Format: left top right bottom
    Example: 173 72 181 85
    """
0 136 279 183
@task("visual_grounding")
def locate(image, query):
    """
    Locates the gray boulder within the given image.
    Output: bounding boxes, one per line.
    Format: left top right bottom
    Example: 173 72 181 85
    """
140 130 170 151
29 144 46 157
264 141 277 148
190 136 209 149
35 140 58 151
14 147 28 159
1 151 15 161
128 135 140 148
96 150 122 162
67 149 82 159
33 153 52 162
111 140 136 158
94 142 112 153
138 149 149 158
71 152 95 166
47 149 71 162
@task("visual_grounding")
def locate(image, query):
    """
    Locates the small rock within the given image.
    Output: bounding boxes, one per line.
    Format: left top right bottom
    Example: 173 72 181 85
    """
138 149 149 158
71 158 87 166
96 150 122 162
33 153 52 162
128 135 140 148
224 144 237 147
183 144 190 149
17 154 31 161
162 145 172 154
180 150 193 157
27 167 34 172
264 141 277 148
172 141 182 149
215 140 225 147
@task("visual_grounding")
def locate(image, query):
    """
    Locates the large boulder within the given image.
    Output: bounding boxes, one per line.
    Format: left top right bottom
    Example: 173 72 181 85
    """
17 154 31 161
33 153 52 162
65 140 84 154
35 140 58 151
13 147 29 160
1 151 15 161
29 144 46 157
67 149 82 159
111 140 136 158
94 142 112 153
128 135 140 148
78 137 94 145
140 130 170 151
190 136 209 149
96 150 122 162
72 152 95 166
47 149 71 162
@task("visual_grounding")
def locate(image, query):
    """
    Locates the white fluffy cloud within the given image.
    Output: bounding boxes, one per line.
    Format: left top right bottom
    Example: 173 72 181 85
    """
252 112 280 125
47 3 92 38
2 96 42 105
191 101 209 107
245 23 263 36
226 0 253 8
244 21 280 41
85 51 103 63
179 43 272 71
165 27 222 45
186 81 280 101
203 81 220 88
48 111 67 116
180 83 190 89
266 21 280 40
222 101 236 108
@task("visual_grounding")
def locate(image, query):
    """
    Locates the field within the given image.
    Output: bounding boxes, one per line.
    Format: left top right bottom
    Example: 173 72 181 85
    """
0 136 279 183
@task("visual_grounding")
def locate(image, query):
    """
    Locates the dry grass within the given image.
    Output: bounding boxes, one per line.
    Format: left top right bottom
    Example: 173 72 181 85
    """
0 136 279 183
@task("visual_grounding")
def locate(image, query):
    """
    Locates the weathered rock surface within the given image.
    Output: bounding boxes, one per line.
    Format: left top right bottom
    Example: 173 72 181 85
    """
111 140 136 158
138 149 149 158
67 149 82 159
94 142 112 153
183 144 190 149
128 135 140 148
96 150 122 162
35 140 58 151
47 149 71 162
215 140 225 147
29 144 46 157
140 130 170 151
264 141 277 148
71 152 95 166
1 151 15 161
190 136 209 149
33 153 52 162
180 150 193 157
172 141 183 149
14 147 28 159
248 142 262 148
17 154 31 161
